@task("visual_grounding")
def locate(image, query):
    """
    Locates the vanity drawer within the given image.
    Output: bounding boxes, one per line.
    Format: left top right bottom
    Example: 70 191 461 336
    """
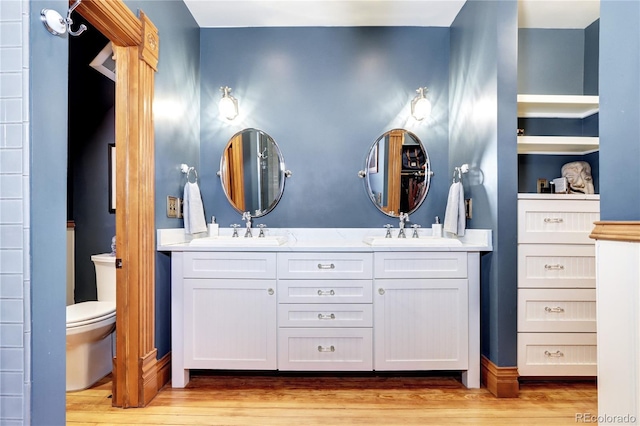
277 253 373 279
277 280 372 304
183 252 276 279
278 328 373 371
518 289 596 333
373 252 467 279
278 304 373 328
518 199 599 245
518 244 595 289
518 332 597 376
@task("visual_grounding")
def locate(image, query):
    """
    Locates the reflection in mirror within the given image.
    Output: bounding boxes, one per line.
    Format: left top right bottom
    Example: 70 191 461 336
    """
219 128 286 217
362 129 431 217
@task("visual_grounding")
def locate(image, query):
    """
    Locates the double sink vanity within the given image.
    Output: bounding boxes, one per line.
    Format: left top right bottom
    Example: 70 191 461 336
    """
158 227 491 388
158 127 492 388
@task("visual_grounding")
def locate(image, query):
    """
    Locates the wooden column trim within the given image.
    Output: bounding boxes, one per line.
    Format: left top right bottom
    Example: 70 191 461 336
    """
139 12 159 71
481 356 519 398
76 0 158 408
590 221 640 242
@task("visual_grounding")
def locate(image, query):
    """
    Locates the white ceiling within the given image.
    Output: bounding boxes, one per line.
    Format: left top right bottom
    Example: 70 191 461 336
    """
183 0 600 29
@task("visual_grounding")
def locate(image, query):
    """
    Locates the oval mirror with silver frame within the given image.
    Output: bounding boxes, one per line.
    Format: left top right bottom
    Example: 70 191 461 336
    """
358 129 432 217
218 128 291 217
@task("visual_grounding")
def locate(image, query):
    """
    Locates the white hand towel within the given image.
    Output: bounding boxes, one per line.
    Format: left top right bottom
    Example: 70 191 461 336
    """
443 181 466 237
183 181 207 235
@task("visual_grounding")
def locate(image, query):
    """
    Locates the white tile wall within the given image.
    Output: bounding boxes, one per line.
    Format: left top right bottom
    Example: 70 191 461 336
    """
1 1 30 424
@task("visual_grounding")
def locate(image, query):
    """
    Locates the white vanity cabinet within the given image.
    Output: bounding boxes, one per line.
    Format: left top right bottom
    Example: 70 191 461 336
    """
372 251 480 388
159 227 491 388
276 252 374 371
517 194 599 376
171 251 278 387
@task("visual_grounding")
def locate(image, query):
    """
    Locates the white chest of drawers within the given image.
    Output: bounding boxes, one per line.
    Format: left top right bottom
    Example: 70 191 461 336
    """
277 252 374 371
517 194 599 377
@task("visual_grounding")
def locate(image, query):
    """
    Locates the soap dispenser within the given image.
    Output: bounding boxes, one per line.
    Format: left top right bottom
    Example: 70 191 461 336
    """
432 216 442 238
208 216 219 237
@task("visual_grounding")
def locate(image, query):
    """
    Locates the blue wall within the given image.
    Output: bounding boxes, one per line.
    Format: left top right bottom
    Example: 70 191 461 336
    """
584 20 599 95
198 27 451 229
599 0 640 220
30 1 68 423
450 0 518 366
518 28 585 95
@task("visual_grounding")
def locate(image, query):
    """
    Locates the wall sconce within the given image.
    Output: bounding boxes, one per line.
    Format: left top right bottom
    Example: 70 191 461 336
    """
219 86 239 120
411 87 432 121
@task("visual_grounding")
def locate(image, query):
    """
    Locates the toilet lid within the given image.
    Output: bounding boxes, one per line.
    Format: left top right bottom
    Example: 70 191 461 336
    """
67 301 115 326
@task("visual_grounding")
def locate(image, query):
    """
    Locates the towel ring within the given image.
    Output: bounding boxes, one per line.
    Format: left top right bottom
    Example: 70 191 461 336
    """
452 164 469 184
180 163 198 183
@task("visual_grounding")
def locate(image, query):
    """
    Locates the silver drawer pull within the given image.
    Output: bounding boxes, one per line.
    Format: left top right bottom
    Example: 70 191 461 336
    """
317 263 336 269
317 289 336 296
317 345 335 353
545 264 565 270
267 288 274 295
545 306 565 313
318 313 336 320
544 350 564 358
543 218 564 223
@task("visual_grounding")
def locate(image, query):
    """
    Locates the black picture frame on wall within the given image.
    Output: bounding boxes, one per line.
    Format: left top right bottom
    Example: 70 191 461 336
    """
108 143 116 213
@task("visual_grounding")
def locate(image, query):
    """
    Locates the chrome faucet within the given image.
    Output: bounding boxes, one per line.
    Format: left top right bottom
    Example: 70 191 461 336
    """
230 224 240 238
257 224 267 238
398 212 409 238
384 224 393 238
411 224 421 238
242 212 253 237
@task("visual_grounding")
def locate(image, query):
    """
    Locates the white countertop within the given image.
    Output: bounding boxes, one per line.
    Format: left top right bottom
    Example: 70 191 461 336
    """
157 227 493 253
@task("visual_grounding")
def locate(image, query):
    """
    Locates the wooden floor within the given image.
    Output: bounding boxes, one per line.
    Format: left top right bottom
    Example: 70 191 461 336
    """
67 372 597 425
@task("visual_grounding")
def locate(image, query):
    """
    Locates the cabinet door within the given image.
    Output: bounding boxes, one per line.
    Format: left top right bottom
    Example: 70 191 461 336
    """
374 279 468 370
183 279 277 370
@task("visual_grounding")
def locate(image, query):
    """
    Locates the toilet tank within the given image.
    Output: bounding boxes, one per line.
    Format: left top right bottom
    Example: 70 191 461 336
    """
91 253 116 302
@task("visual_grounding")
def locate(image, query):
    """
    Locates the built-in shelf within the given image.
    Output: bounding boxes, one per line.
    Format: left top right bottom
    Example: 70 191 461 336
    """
517 94 599 119
517 94 600 154
517 136 599 155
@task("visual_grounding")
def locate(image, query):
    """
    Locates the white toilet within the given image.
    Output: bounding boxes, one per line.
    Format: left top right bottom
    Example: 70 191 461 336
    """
66 253 116 391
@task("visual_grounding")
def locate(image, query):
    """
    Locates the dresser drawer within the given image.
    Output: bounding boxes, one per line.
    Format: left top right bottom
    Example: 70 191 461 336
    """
518 289 596 332
183 252 276 279
277 253 372 279
373 252 467 279
518 244 596 289
278 328 373 371
518 333 597 376
278 304 373 328
518 199 599 244
277 280 372 304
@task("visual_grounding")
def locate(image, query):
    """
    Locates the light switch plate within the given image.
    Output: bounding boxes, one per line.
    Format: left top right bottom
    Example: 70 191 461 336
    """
167 196 178 218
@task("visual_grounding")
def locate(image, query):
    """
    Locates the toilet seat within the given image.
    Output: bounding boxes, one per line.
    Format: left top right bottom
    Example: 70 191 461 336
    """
67 301 116 328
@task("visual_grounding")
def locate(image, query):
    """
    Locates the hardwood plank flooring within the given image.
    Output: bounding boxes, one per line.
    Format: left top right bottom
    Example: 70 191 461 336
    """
66 372 597 425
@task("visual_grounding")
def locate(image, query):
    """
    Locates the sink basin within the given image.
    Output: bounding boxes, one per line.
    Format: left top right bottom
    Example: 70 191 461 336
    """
189 235 288 246
363 236 463 246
